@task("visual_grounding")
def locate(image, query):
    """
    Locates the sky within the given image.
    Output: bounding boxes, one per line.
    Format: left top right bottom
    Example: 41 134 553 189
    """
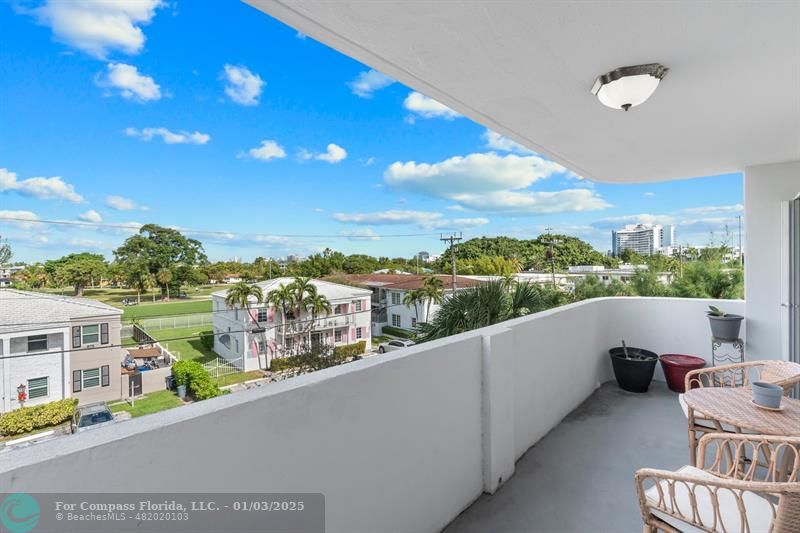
0 1 745 264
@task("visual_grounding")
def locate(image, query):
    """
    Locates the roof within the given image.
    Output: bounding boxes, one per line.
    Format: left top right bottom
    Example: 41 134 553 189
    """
211 277 372 301
338 274 484 291
248 1 800 183
0 289 122 334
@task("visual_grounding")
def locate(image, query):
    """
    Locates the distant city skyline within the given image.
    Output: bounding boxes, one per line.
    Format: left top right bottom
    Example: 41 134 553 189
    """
0 1 744 263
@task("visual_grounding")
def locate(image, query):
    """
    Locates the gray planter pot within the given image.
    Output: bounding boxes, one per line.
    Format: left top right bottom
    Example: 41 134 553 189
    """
177 384 187 399
708 314 743 340
752 382 783 409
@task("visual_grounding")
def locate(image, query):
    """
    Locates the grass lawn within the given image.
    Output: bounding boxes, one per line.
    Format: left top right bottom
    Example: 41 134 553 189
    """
110 390 183 418
216 371 264 387
123 299 211 321
34 285 220 307
151 327 217 363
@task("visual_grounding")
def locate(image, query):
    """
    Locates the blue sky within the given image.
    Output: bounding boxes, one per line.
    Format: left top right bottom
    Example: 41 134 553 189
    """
0 1 744 263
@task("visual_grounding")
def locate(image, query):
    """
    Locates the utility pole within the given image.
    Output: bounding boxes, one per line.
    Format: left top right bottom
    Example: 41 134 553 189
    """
737 215 743 266
440 232 462 293
543 227 560 288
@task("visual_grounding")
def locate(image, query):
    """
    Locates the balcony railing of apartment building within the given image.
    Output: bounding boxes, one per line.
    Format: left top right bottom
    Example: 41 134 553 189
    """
0 296 745 532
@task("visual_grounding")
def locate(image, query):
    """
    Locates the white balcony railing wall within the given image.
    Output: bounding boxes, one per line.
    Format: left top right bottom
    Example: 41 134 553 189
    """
0 297 746 533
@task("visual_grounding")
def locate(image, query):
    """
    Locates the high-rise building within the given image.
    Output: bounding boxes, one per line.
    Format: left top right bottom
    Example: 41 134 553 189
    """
612 224 675 256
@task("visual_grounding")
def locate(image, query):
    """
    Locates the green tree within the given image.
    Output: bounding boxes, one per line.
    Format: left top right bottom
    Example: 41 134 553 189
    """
16 263 48 289
121 259 155 304
265 282 295 354
44 253 107 296
156 268 173 300
403 288 425 326
113 224 207 298
420 275 445 322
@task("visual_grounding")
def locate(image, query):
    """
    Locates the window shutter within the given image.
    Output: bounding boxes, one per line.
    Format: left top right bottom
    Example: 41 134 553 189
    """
101 365 110 387
72 370 82 393
100 323 109 344
72 326 82 349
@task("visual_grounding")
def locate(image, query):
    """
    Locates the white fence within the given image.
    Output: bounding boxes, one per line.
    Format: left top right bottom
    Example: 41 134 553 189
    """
202 356 244 379
128 313 214 332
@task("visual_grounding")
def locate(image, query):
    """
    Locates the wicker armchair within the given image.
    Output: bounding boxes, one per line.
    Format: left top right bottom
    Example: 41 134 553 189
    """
636 433 800 533
680 361 800 463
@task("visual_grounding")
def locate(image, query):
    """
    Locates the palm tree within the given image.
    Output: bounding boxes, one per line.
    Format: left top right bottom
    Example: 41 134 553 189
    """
226 281 267 367
403 288 425 327
265 283 294 354
304 292 332 348
420 275 445 323
420 281 563 341
156 268 173 300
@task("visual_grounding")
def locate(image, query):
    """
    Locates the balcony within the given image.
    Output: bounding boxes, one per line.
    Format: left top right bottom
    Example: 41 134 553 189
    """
0 296 746 532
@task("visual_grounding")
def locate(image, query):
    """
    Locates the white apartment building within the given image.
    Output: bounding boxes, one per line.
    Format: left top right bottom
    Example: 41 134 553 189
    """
0 289 126 412
340 274 484 334
0 264 24 287
211 278 373 371
611 224 675 256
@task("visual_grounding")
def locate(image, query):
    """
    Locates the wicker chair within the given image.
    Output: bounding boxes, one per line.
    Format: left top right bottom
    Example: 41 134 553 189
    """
636 433 800 533
680 361 800 463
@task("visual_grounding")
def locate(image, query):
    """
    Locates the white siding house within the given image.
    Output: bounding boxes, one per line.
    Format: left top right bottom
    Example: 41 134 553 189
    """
0 290 125 412
211 278 373 371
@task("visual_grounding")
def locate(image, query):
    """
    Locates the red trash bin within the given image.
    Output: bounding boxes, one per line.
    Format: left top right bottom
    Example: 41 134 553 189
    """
659 354 707 393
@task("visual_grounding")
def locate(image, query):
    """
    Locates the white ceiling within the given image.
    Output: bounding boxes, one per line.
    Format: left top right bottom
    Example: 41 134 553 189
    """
245 1 800 184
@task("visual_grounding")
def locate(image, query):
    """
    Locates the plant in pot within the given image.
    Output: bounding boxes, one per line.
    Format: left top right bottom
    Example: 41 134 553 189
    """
609 340 658 393
707 305 744 340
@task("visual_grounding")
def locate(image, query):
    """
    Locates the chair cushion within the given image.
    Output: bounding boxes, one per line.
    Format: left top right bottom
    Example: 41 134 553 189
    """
644 465 774 533
678 394 739 432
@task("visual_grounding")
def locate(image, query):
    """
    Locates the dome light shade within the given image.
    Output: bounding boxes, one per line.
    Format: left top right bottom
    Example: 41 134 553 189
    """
591 63 668 111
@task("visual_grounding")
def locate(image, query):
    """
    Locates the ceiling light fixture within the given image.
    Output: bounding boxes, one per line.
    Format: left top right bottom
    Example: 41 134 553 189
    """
591 63 668 111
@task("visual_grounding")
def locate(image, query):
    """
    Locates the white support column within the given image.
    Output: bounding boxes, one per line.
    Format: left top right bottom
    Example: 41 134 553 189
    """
481 327 515 494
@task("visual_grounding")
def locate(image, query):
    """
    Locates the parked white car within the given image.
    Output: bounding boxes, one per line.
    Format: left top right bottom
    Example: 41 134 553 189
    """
378 339 416 353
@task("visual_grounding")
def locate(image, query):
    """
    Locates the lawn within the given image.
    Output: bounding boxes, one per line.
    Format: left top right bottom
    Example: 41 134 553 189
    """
151 327 217 363
110 390 183 418
216 371 264 387
123 299 212 321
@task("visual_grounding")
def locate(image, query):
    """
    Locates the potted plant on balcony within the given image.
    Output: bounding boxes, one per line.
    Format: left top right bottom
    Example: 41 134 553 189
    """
609 341 658 393
706 305 743 340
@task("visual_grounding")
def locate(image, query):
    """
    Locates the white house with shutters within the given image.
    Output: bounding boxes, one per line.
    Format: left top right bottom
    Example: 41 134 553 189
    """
0 289 126 412
211 278 373 371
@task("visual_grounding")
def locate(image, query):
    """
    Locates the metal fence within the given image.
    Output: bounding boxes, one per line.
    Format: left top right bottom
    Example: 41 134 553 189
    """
129 313 214 332
202 356 244 380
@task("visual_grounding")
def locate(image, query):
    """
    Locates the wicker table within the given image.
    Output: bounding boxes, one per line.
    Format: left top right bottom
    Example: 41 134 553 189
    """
684 387 800 437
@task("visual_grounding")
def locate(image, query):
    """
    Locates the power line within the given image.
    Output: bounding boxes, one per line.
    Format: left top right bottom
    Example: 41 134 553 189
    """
0 216 447 239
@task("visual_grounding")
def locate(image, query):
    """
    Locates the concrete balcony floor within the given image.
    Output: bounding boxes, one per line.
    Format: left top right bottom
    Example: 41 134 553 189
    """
445 382 687 533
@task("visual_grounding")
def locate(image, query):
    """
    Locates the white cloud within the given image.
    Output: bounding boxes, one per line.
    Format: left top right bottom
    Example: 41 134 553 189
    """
222 64 264 106
385 153 565 197
347 69 395 98
0 168 84 203
298 144 347 164
32 0 164 59
482 129 533 154
643 192 656 197
124 127 210 145
332 210 488 230
78 210 102 223
403 91 460 119
99 63 161 102
343 229 380 241
383 152 608 215
241 140 286 161
0 210 40 229
105 195 147 211
314 144 347 164
592 214 675 229
360 157 375 166
680 204 744 215
450 189 611 215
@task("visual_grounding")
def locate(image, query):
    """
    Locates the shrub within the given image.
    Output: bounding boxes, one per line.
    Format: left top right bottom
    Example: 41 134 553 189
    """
171 360 221 401
381 326 416 339
333 341 367 359
199 332 214 350
0 398 78 436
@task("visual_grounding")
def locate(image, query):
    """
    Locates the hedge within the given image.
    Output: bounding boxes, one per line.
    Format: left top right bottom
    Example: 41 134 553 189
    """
0 398 78 436
172 360 221 401
333 340 367 359
381 326 416 339
199 332 214 351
